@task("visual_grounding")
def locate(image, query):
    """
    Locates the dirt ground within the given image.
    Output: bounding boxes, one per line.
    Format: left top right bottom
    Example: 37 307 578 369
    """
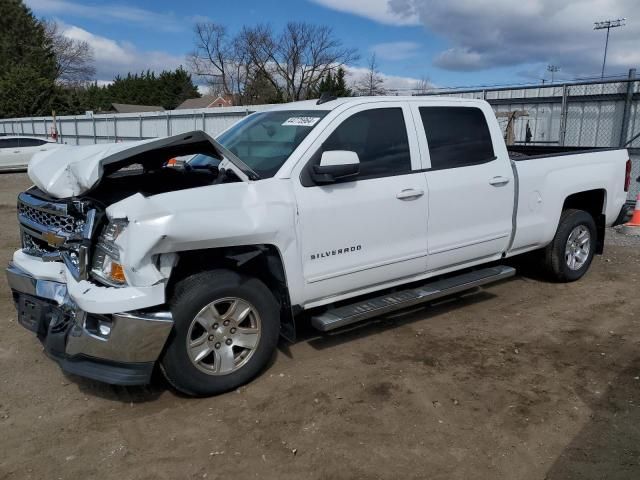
1 172 639 480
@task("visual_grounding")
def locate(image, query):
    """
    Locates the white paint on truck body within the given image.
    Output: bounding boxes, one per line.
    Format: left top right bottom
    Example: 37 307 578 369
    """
15 96 629 314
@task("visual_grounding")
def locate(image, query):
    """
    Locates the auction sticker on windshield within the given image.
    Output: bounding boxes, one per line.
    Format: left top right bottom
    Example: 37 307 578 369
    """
282 117 322 127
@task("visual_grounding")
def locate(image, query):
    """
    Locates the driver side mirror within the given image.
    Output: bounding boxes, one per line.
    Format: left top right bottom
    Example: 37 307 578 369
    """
311 150 360 185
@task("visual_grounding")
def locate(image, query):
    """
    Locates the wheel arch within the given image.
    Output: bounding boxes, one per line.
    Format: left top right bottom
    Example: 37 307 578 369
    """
167 244 296 341
562 189 606 254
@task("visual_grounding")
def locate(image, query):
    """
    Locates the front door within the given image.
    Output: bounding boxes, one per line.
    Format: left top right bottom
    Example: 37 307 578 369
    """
293 103 429 306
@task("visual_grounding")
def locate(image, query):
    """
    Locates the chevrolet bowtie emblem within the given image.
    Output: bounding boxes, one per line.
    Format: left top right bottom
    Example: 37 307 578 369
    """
42 231 65 247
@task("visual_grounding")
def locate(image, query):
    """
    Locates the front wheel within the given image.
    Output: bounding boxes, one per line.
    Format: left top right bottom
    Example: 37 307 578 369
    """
161 269 280 396
542 209 596 282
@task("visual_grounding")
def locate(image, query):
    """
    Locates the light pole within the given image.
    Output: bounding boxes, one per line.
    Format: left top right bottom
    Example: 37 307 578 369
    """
594 18 626 78
547 65 559 83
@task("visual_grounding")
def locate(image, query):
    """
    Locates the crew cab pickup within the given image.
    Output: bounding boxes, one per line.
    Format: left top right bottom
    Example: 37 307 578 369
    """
6 96 632 396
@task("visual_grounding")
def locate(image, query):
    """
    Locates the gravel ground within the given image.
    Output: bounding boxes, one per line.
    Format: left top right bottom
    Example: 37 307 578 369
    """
1 172 639 480
607 226 640 247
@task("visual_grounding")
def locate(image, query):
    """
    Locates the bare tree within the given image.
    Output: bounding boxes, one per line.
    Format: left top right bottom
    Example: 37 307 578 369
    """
188 23 234 96
240 22 358 101
44 21 95 86
355 54 385 96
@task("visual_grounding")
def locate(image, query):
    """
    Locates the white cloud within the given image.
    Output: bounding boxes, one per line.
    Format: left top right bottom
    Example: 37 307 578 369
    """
312 0 640 76
26 0 184 32
344 66 424 93
60 25 186 83
309 0 419 26
372 41 422 60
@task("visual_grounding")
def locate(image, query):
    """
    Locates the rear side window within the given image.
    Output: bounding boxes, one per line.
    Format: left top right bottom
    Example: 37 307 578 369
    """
419 107 495 170
307 108 411 184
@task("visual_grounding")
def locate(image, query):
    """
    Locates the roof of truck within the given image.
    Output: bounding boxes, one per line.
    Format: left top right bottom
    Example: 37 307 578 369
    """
267 95 486 111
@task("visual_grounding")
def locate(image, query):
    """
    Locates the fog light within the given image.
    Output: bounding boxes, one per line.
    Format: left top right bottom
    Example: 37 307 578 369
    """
98 321 111 337
84 315 113 339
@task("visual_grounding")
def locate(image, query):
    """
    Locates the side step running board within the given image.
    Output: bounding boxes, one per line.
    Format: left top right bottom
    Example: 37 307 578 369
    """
311 265 515 332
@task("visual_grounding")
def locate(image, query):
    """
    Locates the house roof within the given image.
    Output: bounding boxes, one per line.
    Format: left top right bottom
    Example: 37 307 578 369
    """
110 103 165 113
176 95 233 110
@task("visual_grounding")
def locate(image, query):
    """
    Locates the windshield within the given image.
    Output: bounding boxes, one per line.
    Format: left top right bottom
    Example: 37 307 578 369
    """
216 110 329 178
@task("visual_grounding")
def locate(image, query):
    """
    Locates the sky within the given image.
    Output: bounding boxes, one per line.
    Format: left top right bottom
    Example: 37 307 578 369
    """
25 0 640 92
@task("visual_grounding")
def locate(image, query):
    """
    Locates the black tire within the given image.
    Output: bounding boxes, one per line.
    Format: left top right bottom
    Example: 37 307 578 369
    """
161 269 280 397
542 209 597 282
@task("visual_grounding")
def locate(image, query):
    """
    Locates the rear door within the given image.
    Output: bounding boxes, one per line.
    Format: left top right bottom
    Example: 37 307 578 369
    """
412 103 514 271
293 103 429 305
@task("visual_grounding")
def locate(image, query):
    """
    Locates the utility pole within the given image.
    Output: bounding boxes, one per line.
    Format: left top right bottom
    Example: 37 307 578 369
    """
547 65 559 83
594 18 626 78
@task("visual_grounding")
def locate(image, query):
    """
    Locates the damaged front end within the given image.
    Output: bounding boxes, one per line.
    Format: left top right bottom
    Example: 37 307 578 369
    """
18 189 99 280
9 185 174 385
7 131 250 385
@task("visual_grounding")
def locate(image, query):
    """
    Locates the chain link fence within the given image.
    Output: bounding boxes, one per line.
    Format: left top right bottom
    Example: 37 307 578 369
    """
425 71 640 201
2 74 639 199
0 105 274 146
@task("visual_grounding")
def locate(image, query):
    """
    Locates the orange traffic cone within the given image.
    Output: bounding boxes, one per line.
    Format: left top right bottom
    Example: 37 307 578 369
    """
621 193 640 235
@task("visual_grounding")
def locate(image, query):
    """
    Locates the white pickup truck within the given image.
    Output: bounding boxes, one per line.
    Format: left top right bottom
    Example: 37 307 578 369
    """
6 96 632 396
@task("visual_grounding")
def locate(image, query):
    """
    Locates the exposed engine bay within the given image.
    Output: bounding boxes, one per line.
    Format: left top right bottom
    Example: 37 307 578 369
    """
27 130 252 199
87 158 241 206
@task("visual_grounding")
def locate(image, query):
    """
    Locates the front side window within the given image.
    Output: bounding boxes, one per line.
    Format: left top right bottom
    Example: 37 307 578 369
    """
304 107 411 184
419 107 495 170
216 110 328 178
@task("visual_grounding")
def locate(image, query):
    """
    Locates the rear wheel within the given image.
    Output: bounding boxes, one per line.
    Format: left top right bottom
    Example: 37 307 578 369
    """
542 209 596 282
161 269 280 396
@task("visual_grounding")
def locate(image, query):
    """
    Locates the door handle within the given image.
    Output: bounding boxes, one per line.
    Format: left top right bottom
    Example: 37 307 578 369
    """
489 176 510 186
13 150 20 154
396 188 424 200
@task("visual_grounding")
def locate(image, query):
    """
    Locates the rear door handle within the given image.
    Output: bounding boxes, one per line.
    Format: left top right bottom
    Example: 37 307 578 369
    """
489 176 510 186
396 188 424 200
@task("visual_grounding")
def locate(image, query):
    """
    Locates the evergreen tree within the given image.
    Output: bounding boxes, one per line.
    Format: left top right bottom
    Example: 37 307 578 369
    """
0 0 57 118
333 67 352 97
313 67 352 98
243 70 283 105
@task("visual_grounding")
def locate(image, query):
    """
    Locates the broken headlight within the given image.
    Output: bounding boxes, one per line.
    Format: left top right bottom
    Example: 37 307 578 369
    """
91 219 128 286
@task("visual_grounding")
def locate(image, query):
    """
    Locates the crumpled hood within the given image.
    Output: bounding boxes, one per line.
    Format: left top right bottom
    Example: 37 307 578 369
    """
28 131 242 198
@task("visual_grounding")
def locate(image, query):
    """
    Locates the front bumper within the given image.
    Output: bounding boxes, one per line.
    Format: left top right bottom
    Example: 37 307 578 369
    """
6 263 174 386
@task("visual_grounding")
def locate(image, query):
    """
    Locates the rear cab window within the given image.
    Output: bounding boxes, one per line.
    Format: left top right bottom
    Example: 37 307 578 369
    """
418 106 495 170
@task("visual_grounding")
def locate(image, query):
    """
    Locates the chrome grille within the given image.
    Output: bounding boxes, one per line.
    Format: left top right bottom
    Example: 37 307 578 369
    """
17 191 83 259
18 202 77 234
22 231 57 257
16 191 95 282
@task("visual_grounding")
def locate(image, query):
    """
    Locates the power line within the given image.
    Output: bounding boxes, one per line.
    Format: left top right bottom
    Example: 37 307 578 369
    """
384 70 635 93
